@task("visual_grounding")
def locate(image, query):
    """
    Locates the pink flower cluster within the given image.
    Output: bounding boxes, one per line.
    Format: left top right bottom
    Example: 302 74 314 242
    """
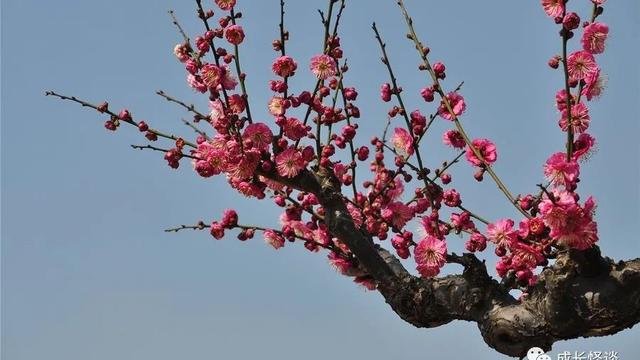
139 0 611 291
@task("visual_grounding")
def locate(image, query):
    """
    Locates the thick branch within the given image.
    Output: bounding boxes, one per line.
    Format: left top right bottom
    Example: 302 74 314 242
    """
376 245 640 358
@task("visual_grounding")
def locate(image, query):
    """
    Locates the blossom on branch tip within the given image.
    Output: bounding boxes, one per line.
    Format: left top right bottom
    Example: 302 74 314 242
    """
541 0 565 18
174 43 191 63
215 0 236 11
582 22 609 54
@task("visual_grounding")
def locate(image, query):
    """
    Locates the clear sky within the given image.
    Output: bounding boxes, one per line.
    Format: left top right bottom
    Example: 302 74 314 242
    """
2 0 639 359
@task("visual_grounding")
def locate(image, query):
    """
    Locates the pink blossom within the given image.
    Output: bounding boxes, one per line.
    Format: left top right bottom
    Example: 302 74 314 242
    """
354 277 377 291
381 83 392 102
385 177 405 201
210 221 225 239
282 117 308 141
215 0 236 11
450 212 475 232
555 217 598 250
437 92 466 121
208 99 225 122
242 123 273 152
381 202 414 229
227 149 260 181
511 242 544 268
275 147 305 178
220 64 238 90
227 94 245 115
268 96 287 116
173 43 190 63
555 89 577 112
538 189 579 230
443 130 466 149
582 22 609 54
192 142 226 177
185 59 198 74
465 138 497 167
443 189 461 207
392 128 414 158
272 56 298 77
329 252 358 276
414 236 447 278
230 179 265 199
200 64 223 88
344 87 358 101
225 25 245 45
312 227 331 247
486 219 518 249
420 215 449 238
264 230 285 249
541 193 599 250
563 12 581 31
420 87 434 102
465 232 487 252
309 54 337 80
221 209 238 228
544 152 580 187
559 102 590 133
572 133 596 161
347 202 364 228
519 217 546 238
541 0 564 18
582 68 606 101
187 74 207 93
567 51 598 81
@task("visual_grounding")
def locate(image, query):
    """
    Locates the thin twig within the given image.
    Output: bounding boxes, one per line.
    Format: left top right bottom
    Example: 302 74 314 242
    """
395 0 531 219
46 90 196 148
168 10 190 44
156 90 207 120
181 118 208 138
131 144 197 159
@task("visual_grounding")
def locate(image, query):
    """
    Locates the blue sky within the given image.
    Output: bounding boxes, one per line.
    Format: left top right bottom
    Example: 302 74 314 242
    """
2 0 639 359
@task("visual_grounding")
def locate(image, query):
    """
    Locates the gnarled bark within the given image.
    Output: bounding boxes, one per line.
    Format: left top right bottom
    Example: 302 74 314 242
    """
268 168 640 358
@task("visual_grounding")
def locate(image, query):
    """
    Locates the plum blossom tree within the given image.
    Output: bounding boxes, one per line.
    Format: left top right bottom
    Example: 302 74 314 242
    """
47 0 639 357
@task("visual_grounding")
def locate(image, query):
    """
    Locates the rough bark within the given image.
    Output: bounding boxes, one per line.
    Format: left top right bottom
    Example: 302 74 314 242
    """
263 168 640 358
